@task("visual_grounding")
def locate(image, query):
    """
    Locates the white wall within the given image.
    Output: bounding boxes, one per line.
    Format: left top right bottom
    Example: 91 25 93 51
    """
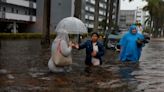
5 12 36 22
6 0 36 9
50 0 74 31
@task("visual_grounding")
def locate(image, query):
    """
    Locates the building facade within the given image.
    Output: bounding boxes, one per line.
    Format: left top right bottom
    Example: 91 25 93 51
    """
0 0 36 33
0 0 74 33
84 0 120 31
119 8 149 31
51 0 120 32
50 0 74 32
0 0 120 33
119 10 136 30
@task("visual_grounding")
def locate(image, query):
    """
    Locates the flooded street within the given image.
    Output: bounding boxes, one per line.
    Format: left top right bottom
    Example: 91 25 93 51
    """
133 39 164 92
0 39 164 92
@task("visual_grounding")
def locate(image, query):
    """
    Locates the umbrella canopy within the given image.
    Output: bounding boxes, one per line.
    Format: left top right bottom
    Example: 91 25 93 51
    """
55 17 88 34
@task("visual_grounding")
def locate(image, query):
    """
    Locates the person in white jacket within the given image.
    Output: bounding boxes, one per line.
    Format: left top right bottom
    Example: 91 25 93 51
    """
136 23 143 34
48 33 73 72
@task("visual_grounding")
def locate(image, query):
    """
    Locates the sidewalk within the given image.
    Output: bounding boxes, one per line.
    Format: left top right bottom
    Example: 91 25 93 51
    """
151 38 164 42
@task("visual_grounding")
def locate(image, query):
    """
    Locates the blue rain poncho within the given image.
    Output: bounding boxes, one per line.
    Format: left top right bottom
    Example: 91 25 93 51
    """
119 25 144 62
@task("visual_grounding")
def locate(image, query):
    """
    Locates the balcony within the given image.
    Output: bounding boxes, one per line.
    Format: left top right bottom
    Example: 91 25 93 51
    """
90 0 95 4
5 0 36 9
88 16 94 20
2 12 36 22
98 17 103 21
88 24 94 28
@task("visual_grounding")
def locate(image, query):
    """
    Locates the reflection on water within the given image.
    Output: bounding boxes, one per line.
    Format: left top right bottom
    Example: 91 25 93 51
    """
0 39 164 92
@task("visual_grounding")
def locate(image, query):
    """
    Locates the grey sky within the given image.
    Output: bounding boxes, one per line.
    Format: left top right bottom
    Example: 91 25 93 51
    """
121 0 148 10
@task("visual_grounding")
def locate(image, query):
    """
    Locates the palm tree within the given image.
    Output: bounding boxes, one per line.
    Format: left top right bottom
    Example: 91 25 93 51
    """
104 0 134 48
159 1 164 37
143 0 164 37
41 0 51 46
0 40 1 49
102 0 134 31
93 0 100 32
108 0 114 30
101 0 135 31
115 0 120 30
104 0 110 31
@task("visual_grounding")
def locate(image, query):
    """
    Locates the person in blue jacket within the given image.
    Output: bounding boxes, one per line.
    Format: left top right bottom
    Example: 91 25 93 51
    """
119 25 144 63
74 32 105 67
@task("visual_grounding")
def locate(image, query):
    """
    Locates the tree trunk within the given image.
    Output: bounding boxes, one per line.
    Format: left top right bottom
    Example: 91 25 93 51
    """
108 0 114 30
104 0 109 30
163 27 164 37
153 19 159 38
0 40 1 49
93 0 100 32
41 0 51 46
149 18 152 35
157 18 160 38
115 0 120 30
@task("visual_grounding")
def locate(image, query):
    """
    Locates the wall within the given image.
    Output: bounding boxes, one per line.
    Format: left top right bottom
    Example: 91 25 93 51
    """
50 0 74 32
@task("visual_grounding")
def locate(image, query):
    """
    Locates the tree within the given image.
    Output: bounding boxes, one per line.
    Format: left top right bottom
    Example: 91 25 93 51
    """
143 0 164 37
108 0 114 30
104 0 110 30
93 0 100 32
41 0 51 46
107 0 133 30
115 0 120 30
99 19 108 30
0 40 1 49
104 0 134 48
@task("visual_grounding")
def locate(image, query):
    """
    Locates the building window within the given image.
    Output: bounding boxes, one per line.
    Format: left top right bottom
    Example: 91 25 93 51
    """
25 11 28 15
16 9 18 14
29 11 31 15
11 8 14 13
3 7 6 12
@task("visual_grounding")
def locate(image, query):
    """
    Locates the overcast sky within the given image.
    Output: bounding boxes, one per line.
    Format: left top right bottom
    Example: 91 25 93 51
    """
121 0 148 10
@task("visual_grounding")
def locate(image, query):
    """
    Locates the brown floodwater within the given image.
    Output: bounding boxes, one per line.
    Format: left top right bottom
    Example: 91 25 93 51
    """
0 39 164 92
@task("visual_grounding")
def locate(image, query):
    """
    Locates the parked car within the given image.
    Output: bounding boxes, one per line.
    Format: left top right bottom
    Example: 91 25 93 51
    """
105 30 126 50
105 30 150 50
143 32 150 43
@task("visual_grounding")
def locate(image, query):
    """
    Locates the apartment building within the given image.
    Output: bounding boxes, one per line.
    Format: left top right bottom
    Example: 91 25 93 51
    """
84 0 119 30
0 0 36 33
119 10 136 30
0 0 120 33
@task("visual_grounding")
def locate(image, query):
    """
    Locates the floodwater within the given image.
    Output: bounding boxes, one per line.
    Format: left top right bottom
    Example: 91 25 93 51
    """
0 39 164 92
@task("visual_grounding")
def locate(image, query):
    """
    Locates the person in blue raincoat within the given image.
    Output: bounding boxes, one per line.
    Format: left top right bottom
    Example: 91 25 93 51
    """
119 25 144 62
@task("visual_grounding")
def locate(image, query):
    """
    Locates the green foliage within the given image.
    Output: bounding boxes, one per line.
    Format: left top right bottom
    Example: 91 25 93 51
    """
99 19 108 30
143 27 152 33
143 0 164 37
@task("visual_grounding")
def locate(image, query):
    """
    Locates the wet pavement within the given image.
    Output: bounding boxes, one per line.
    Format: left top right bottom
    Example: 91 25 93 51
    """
0 39 164 92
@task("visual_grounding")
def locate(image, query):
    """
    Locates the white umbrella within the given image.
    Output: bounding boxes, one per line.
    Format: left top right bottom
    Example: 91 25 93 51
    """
55 17 88 34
